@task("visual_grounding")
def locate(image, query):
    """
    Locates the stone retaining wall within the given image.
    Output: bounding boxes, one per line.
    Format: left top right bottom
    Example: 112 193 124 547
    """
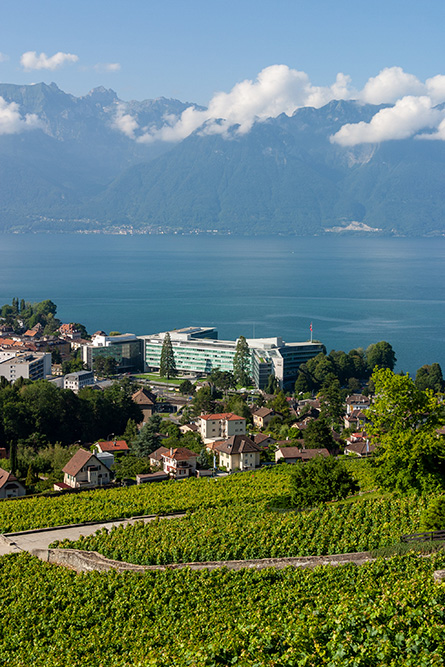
31 547 375 574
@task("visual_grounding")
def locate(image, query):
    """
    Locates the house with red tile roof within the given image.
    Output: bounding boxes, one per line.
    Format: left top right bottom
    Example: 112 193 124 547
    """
199 412 246 442
161 447 197 479
93 440 130 455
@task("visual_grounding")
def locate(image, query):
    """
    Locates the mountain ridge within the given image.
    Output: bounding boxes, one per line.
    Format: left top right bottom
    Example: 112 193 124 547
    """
0 82 444 235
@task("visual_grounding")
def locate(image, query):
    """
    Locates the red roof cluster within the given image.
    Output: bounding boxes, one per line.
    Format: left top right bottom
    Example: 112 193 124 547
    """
200 412 244 421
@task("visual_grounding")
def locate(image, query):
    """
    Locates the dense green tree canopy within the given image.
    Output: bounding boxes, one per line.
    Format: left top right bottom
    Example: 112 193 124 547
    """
302 418 337 453
415 363 444 393
294 342 395 395
369 368 445 492
0 379 143 450
366 341 397 373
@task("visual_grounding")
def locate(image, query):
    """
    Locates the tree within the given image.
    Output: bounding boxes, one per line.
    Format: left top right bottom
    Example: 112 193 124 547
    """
366 341 396 373
295 369 311 394
50 347 62 365
303 418 337 453
123 418 139 446
191 386 215 417
9 442 17 476
159 332 177 379
290 456 358 509
197 448 211 470
368 368 442 436
369 368 445 492
265 374 279 394
25 463 37 488
94 355 117 377
112 455 152 481
233 336 251 386
318 379 344 427
415 363 444 393
179 379 195 395
422 497 445 531
225 394 252 422
209 369 236 394
132 414 162 458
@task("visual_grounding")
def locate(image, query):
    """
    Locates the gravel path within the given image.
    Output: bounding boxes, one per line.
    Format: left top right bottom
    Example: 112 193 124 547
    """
0 513 185 557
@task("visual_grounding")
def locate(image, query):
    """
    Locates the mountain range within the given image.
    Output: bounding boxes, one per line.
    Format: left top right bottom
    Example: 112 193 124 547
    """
0 82 444 235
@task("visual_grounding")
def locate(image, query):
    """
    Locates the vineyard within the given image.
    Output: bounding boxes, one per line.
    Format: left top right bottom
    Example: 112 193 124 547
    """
0 466 291 533
53 495 428 564
1 551 445 666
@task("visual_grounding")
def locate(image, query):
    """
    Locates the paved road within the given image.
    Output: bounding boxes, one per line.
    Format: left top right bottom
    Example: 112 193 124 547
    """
0 513 185 557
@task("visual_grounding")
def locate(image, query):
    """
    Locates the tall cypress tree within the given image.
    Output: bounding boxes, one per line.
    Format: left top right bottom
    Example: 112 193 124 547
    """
159 332 177 379
233 335 251 386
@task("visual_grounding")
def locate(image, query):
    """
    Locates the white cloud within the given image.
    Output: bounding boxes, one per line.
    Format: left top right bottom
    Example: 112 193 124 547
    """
112 103 138 139
118 64 341 144
0 52 8 63
425 75 445 104
94 62 121 72
417 117 445 141
0 96 43 135
359 67 425 104
20 51 78 71
111 64 445 146
306 73 357 108
331 96 443 146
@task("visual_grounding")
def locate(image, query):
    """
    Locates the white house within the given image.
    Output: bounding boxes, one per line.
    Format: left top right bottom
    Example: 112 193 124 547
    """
199 412 246 443
62 449 111 489
64 370 94 392
215 435 261 472
161 447 197 479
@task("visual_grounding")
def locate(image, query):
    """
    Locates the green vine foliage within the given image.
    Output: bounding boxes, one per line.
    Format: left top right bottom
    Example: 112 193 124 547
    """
1 552 445 666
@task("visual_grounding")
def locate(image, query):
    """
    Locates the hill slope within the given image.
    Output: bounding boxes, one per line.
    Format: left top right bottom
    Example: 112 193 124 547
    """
0 84 444 235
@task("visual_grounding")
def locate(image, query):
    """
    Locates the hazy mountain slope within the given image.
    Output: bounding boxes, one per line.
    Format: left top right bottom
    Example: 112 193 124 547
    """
0 83 444 235
0 83 197 225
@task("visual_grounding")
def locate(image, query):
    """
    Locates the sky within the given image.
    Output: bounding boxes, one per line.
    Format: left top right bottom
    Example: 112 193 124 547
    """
2 0 445 146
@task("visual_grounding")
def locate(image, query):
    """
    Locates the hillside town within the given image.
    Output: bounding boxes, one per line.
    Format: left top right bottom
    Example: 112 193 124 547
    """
0 298 444 501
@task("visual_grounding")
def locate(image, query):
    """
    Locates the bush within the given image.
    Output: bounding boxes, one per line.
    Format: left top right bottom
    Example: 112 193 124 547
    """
421 496 445 531
290 456 359 509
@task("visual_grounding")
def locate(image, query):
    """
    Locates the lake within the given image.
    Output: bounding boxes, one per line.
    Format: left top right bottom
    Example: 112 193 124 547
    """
0 233 443 376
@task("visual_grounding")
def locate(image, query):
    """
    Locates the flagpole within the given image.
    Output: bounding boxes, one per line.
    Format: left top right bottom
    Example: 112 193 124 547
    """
310 322 313 343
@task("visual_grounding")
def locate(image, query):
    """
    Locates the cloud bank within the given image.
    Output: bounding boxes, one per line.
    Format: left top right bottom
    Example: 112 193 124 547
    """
21 51 78 71
112 65 445 147
0 97 43 135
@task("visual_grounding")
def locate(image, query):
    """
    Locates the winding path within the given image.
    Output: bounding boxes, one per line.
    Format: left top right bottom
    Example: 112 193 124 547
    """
0 513 186 557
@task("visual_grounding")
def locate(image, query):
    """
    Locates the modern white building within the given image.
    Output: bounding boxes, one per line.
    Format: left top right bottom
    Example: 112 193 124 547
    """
0 351 51 382
139 327 324 390
81 332 144 372
63 370 94 392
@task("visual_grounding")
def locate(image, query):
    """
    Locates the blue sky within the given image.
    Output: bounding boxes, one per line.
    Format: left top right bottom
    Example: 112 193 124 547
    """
1 0 445 104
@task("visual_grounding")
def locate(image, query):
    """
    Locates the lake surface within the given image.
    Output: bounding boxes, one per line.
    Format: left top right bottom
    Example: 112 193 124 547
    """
0 233 443 376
